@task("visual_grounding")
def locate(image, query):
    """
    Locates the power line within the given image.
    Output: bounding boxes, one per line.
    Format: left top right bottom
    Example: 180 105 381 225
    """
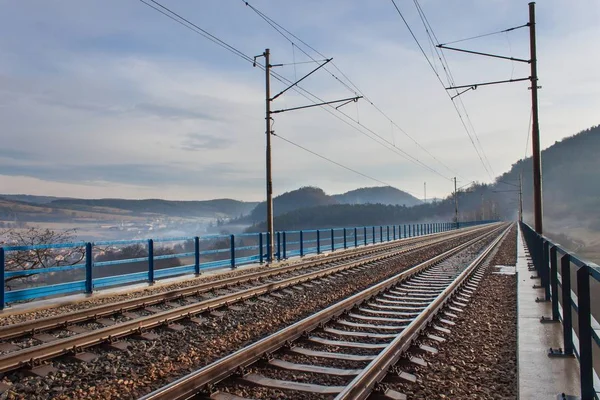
139 0 255 65
412 0 496 179
139 0 455 188
524 108 533 160
141 0 451 181
273 133 420 196
439 23 529 46
270 70 452 180
137 0 426 195
242 0 460 180
389 0 495 181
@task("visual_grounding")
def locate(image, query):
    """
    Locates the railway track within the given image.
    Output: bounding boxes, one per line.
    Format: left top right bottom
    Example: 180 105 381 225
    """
137 223 510 400
0 224 498 375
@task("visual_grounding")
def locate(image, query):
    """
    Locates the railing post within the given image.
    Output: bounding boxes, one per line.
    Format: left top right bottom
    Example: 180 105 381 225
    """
148 239 154 283
282 231 287 259
300 230 304 257
393 225 396 240
560 254 574 355
560 254 573 355
276 232 281 261
85 242 93 294
372 226 376 244
0 248 5 310
543 240 551 300
380 226 383 243
230 234 236 269
331 229 335 252
317 230 321 254
343 228 347 249
194 236 201 274
387 226 390 242
266 232 271 262
364 227 367 246
576 266 594 399
259 233 264 264
549 246 559 320
354 227 358 248
403 225 406 238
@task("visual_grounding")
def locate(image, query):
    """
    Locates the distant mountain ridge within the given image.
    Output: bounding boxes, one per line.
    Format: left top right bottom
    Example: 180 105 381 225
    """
333 186 421 207
0 196 259 222
245 186 422 223
0 194 68 204
246 187 336 223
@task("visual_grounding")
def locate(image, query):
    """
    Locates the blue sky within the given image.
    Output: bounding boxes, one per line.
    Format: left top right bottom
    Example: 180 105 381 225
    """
0 0 598 201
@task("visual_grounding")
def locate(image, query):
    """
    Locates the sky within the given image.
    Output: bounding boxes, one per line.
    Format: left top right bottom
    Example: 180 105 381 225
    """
0 0 598 202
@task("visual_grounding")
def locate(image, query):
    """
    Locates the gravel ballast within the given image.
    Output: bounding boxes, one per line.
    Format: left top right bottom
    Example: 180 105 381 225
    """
387 223 517 399
211 233 501 400
0 228 500 400
0 232 462 327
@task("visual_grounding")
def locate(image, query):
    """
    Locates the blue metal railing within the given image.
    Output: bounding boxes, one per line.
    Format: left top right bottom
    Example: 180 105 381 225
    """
520 222 600 400
0 220 494 308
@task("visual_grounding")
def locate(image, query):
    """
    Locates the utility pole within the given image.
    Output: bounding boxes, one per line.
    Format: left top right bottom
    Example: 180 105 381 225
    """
529 2 543 233
439 2 543 232
519 173 523 222
264 48 274 262
253 49 362 262
481 193 484 221
424 182 427 204
453 177 458 228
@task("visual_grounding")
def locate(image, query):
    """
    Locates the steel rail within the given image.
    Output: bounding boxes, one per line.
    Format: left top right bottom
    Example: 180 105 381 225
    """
0 224 493 341
334 224 511 399
137 224 507 400
0 225 498 373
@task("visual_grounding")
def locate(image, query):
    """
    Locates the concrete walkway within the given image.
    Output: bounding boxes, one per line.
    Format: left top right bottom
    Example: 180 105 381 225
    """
517 225 581 399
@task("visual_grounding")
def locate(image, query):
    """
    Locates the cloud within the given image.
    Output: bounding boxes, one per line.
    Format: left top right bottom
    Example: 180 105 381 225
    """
180 132 232 151
0 148 35 161
0 162 259 188
0 0 597 200
133 103 218 121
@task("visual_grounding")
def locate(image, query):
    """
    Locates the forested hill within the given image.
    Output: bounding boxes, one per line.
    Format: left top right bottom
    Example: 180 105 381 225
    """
248 201 453 231
333 186 421 207
247 125 600 241
498 124 600 226
245 187 338 223
244 186 421 223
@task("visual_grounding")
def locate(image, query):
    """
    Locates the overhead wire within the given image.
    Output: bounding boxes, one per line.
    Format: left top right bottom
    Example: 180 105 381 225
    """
138 0 413 192
439 23 529 46
524 108 533 160
139 0 255 64
268 68 453 180
412 0 495 178
242 0 460 180
395 0 495 180
274 133 418 195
